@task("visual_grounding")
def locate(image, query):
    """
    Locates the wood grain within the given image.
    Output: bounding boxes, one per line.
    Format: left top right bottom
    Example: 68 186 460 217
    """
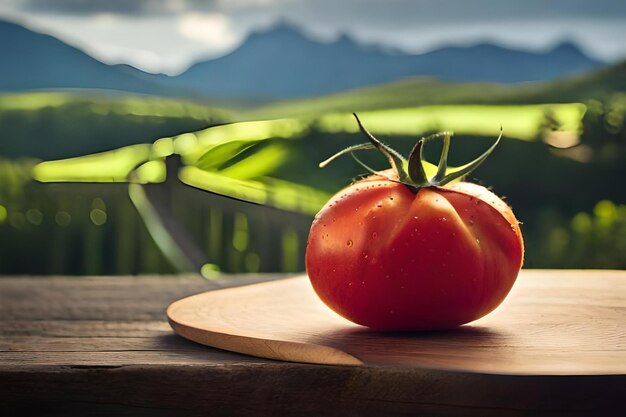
2 272 626 416
168 270 626 375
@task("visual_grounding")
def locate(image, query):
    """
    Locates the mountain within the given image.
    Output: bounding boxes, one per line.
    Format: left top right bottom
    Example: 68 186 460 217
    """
0 19 182 96
0 19 608 101
172 22 606 99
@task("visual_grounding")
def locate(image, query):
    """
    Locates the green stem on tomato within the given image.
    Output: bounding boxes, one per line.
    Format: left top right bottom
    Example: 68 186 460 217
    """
320 114 503 190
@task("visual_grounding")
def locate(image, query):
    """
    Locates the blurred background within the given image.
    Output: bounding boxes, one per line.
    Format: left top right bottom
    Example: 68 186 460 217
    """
0 0 625 276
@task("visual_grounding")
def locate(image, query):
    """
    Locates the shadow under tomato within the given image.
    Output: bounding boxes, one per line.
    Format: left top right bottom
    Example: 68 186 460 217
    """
340 324 499 338
308 324 507 366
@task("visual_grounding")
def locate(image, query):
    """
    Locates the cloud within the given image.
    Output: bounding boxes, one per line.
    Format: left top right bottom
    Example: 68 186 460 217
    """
18 0 202 15
20 0 152 15
14 0 626 26
283 0 626 28
177 12 238 48
16 0 287 16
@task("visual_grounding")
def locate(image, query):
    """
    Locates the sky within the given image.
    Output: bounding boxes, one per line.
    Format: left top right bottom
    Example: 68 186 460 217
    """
1 0 626 75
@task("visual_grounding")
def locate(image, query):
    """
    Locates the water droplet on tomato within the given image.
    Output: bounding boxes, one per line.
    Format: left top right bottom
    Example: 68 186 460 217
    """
475 200 480 205
371 232 378 239
441 217 447 222
346 240 353 247
476 238 480 244
469 219 474 226
413 216 419 220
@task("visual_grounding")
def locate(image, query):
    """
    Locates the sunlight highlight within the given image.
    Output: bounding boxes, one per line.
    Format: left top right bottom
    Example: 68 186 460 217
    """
177 12 238 48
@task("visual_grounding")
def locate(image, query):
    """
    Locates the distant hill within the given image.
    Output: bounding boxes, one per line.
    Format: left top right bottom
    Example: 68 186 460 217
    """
0 19 608 101
251 59 626 118
172 21 606 99
0 19 183 96
502 59 626 103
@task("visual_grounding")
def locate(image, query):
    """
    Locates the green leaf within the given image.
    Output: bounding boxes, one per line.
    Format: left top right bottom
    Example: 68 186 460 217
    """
179 166 330 216
407 139 428 185
438 128 503 186
407 131 453 186
352 113 410 183
318 142 375 168
433 132 452 183
196 139 263 171
350 152 386 178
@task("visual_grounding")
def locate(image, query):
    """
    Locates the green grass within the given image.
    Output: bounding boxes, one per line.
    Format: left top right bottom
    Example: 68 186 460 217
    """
0 90 231 118
250 78 516 118
315 103 585 141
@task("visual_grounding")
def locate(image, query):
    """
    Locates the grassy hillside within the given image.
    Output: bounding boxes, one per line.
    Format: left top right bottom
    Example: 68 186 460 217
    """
0 91 230 159
2 60 622 160
251 60 626 118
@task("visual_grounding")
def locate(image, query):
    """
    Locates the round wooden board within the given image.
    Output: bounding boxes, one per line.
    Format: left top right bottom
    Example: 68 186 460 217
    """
167 270 626 375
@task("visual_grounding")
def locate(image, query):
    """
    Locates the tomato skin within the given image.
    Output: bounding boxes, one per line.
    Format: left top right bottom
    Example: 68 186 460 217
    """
305 172 524 330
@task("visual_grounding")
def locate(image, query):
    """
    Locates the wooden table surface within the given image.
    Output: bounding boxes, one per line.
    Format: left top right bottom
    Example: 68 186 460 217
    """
1 271 625 417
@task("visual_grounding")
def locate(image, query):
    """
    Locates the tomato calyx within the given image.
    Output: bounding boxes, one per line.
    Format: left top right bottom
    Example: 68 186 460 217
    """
320 113 503 191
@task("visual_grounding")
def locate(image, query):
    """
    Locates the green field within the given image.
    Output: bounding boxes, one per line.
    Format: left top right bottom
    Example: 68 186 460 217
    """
0 90 229 160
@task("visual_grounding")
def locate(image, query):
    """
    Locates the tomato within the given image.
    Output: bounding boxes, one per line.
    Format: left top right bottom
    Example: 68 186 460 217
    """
305 115 524 330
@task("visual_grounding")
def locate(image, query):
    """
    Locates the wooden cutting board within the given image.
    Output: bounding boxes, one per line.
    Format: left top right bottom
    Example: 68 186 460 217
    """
167 270 626 375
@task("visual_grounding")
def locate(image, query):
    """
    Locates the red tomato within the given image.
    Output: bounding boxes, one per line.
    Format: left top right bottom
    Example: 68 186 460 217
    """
305 116 524 330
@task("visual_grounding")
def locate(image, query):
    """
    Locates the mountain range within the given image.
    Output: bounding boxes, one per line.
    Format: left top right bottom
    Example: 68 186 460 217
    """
0 19 607 100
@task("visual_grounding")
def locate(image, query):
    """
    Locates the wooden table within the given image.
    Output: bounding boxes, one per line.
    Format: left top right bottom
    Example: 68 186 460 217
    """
1 271 625 416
